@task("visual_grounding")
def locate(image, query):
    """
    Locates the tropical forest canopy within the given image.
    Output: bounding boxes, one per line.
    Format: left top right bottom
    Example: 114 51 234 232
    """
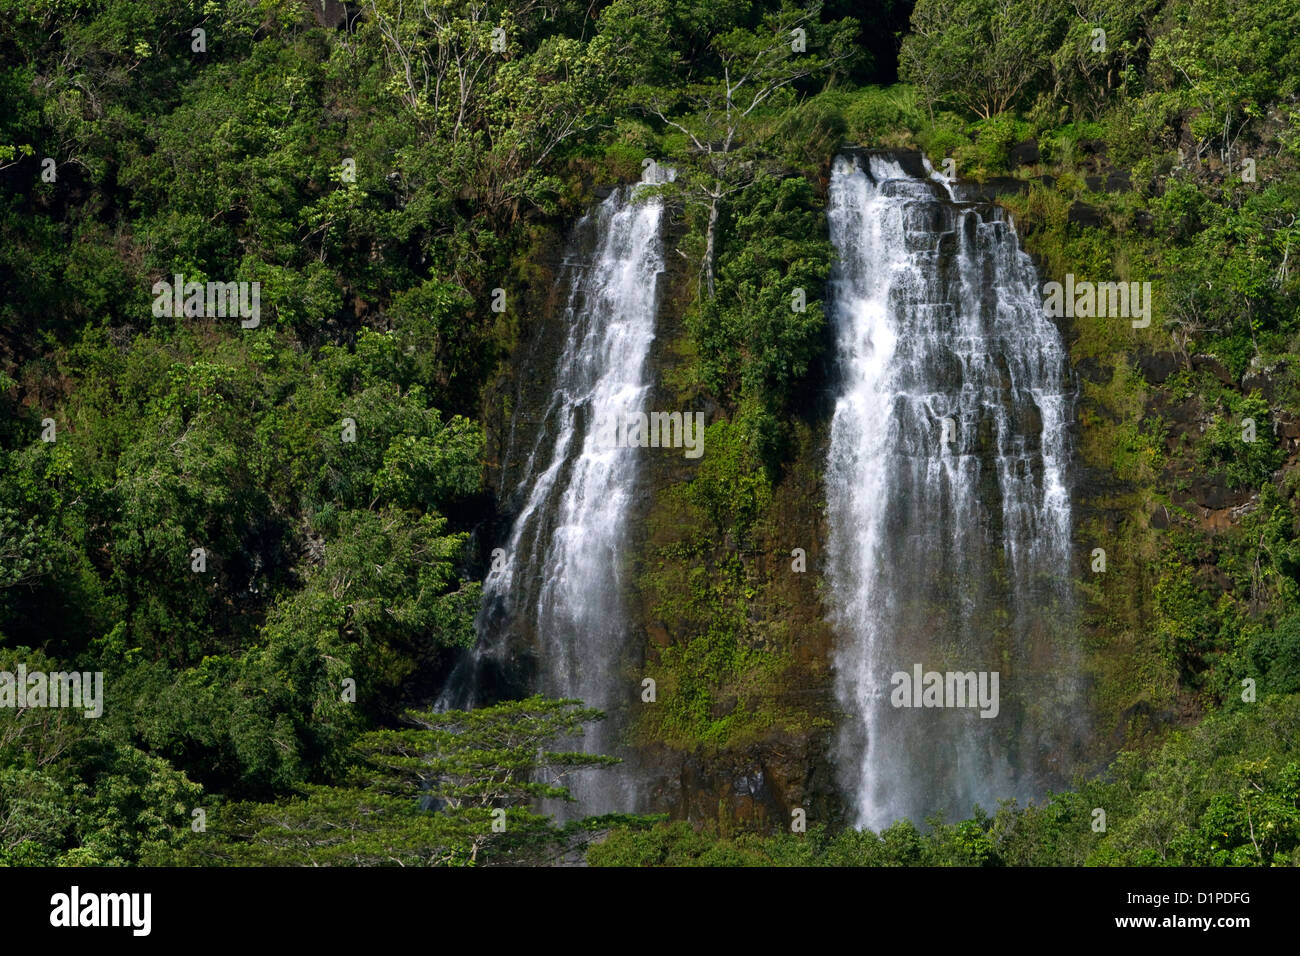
0 0 1298 865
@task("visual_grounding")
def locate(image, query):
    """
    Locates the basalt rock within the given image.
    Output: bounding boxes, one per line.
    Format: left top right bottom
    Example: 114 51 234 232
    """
645 729 843 833
1076 355 1115 385
1009 139 1040 167
1191 354 1233 386
1068 202 1106 228
957 176 1030 201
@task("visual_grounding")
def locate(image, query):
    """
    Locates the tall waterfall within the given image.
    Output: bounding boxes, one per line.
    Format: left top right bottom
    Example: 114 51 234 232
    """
444 185 664 816
825 152 1080 831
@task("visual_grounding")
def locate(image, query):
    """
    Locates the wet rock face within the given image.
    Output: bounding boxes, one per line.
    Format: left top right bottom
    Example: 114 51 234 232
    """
443 189 667 819
840 146 931 180
645 730 844 833
623 195 845 827
438 218 578 708
462 148 1300 831
460 181 841 829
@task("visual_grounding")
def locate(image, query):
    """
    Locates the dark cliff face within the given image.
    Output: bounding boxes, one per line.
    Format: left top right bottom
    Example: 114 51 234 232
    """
451 189 675 812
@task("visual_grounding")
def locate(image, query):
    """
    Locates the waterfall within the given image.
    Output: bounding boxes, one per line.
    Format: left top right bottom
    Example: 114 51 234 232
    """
825 152 1080 831
442 185 665 816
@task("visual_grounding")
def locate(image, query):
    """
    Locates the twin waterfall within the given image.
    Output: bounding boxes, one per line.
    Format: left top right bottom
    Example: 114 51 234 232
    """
452 154 1080 828
825 153 1079 830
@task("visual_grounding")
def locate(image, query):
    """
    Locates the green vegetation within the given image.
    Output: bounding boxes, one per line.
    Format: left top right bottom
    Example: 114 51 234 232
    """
151 697 618 866
594 694 1300 866
2 0 1299 866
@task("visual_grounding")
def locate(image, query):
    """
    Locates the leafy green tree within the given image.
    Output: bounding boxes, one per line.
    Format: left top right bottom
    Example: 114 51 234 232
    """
274 507 482 692
1046 0 1156 121
689 175 830 419
901 0 1064 119
1247 614 1300 696
158 696 617 865
1147 0 1300 163
0 767 72 866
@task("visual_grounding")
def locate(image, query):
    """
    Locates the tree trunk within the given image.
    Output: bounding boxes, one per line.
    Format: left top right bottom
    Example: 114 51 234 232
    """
704 194 719 298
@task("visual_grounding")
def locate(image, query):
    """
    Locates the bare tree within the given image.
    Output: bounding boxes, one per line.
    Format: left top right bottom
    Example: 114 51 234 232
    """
644 3 853 296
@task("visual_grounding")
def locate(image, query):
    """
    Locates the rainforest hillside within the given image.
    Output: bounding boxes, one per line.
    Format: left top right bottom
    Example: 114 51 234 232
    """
1 0 1298 867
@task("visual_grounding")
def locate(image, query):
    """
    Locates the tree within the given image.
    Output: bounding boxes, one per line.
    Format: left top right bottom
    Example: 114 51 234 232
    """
642 1 856 295
158 697 618 866
361 0 639 221
900 0 1063 120
1147 0 1300 164
688 175 831 415
1048 0 1157 121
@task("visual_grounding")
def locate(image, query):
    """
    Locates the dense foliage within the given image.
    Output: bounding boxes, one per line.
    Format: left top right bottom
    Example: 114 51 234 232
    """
1 0 1298 866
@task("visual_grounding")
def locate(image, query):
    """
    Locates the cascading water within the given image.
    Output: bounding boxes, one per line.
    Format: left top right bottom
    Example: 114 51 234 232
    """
441 185 665 816
825 152 1081 831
